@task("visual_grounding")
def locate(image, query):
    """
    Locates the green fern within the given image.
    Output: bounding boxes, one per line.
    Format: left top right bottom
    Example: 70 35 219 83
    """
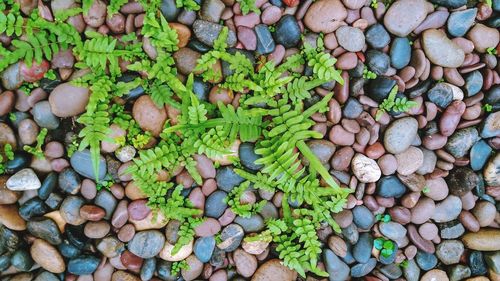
225 181 267 218
142 12 179 54
175 0 200 11
107 0 129 16
23 128 48 159
375 85 418 120
237 0 260 14
172 217 203 255
82 0 95 14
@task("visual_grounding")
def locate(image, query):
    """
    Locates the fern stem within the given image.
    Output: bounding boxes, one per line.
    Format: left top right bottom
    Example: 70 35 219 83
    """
296 140 340 190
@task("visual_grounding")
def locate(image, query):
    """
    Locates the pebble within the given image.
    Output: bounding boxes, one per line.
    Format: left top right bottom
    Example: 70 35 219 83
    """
6 168 41 191
0 204 26 231
379 222 407 241
343 98 363 119
0 176 21 204
427 83 455 108
32 101 60 129
336 26 365 52
48 83 89 117
351 258 377 277
159 240 193 261
445 127 479 158
436 240 464 265
303 0 346 33
352 205 375 230
60 196 86 225
472 201 497 227
193 20 237 47
447 8 477 37
82 0 106 27
411 197 435 224
377 175 407 198
30 239 65 273
160 0 180 21
416 251 438 271
251 259 297 281
181 255 203 281
70 149 107 181
255 24 275 55
422 29 465 68
0 91 15 116
464 71 483 97
431 195 462 223
366 49 390 75
421 269 449 281
446 167 479 196
395 147 424 175
132 95 167 137
351 153 381 183
174 47 202 75
194 236 215 262
273 15 301 48
383 0 429 37
390 37 411 69
239 142 263 171
68 255 100 275
439 221 465 239
484 153 500 187
440 100 466 136
200 0 225 23
27 217 62 245
238 26 257 50
462 229 500 251
217 223 244 252
128 230 165 258
467 23 500 53
215 166 244 192
365 24 390 49
10 249 34 271
323 249 350 281
481 111 500 138
469 251 488 276
261 6 281 25
403 259 421 281
234 214 265 232
234 248 258 277
384 117 419 154
1 63 23 90
449 265 471 281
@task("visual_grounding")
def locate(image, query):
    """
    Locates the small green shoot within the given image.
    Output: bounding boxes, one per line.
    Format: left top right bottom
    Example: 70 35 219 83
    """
487 47 497 55
371 0 378 8
374 237 395 258
422 186 430 194
483 103 493 112
171 260 189 276
23 128 48 159
376 214 391 223
363 66 377 80
375 85 418 121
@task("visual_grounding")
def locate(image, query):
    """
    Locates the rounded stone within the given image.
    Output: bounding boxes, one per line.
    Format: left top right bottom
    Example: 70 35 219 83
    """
30 239 65 273
48 83 89 118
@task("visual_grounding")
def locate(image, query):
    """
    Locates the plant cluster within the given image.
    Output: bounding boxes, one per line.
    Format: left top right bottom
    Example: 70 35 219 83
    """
236 0 260 15
375 213 391 223
0 144 14 175
1 0 352 277
375 85 418 121
225 181 267 218
363 66 377 80
23 128 48 159
374 237 396 258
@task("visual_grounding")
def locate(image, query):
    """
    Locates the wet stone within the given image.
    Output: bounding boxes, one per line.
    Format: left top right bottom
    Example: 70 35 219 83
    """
38 172 57 200
10 249 34 271
376 175 407 198
416 251 438 271
215 166 244 192
273 15 301 48
67 255 100 275
205 190 228 218
255 24 275 55
365 24 390 49
366 49 390 75
193 20 237 47
217 224 244 252
470 140 492 171
239 142 263 171
353 233 372 263
445 127 479 158
128 230 165 258
351 258 377 278
94 190 117 220
234 214 265 233
447 8 477 37
27 217 62 245
194 236 215 263
70 149 107 181
352 205 375 230
464 71 483 97
323 249 350 281
58 168 81 194
19 197 49 220
390 37 411 69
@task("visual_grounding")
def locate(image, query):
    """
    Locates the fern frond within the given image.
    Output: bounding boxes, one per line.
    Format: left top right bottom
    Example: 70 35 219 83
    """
175 0 200 11
107 0 129 16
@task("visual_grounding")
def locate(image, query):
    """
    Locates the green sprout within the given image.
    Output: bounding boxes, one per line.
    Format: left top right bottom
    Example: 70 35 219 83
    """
483 103 493 112
487 47 497 55
23 128 48 159
422 186 430 194
376 214 391 223
375 85 418 121
363 66 377 80
371 0 378 8
374 237 395 258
